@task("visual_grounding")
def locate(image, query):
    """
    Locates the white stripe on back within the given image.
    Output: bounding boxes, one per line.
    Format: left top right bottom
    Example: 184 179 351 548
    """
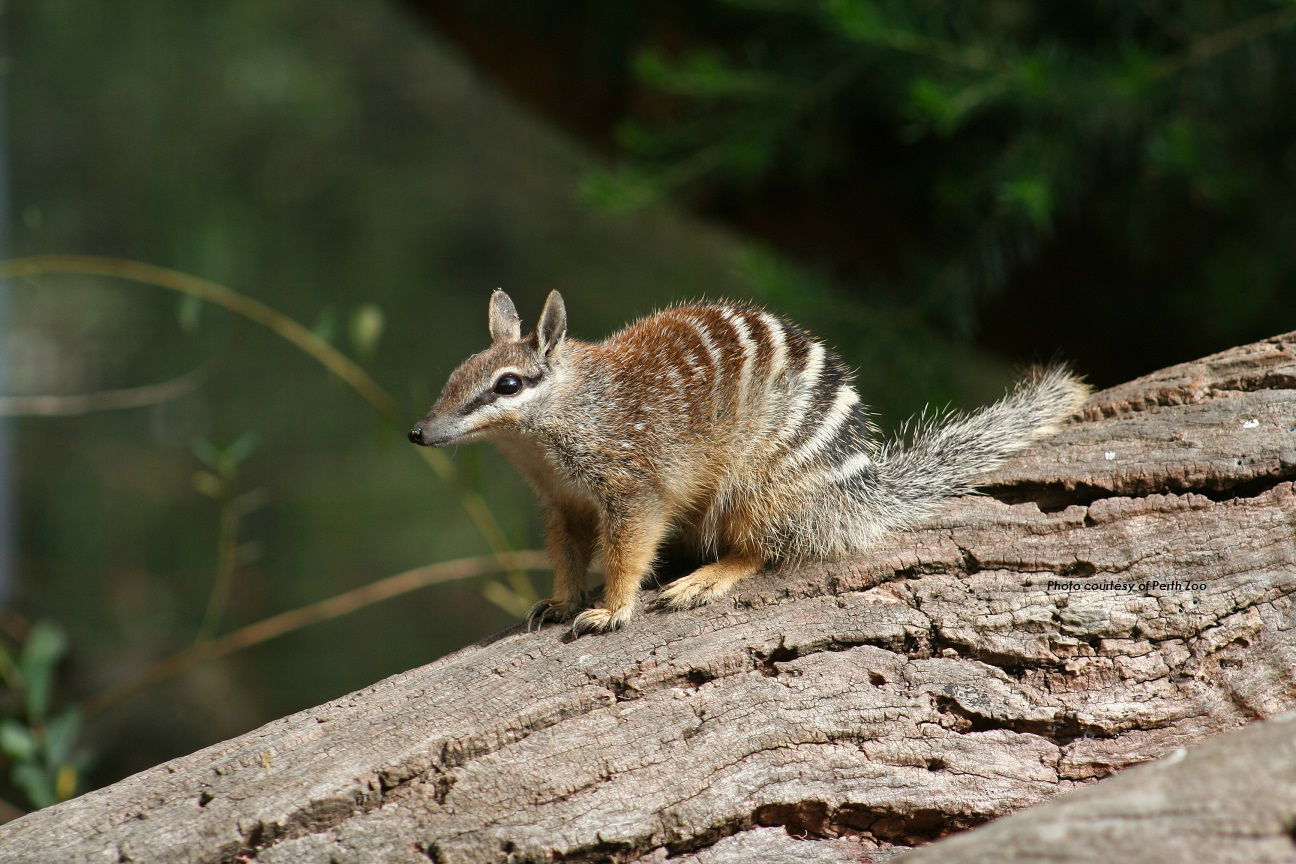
820 450 874 486
681 313 722 383
789 384 861 465
778 341 825 441
720 308 757 405
665 331 703 384
758 311 788 381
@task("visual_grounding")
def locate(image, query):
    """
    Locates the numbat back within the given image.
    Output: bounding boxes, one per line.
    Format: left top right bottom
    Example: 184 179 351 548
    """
410 290 1089 634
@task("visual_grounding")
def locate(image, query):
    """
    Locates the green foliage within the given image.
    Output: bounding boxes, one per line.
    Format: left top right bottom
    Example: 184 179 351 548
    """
193 432 261 490
306 304 386 358
348 304 386 360
190 432 268 641
0 622 89 811
592 0 1296 334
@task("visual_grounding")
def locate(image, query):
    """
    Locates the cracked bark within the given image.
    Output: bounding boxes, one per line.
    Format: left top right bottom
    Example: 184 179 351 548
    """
1 333 1294 864
892 711 1296 864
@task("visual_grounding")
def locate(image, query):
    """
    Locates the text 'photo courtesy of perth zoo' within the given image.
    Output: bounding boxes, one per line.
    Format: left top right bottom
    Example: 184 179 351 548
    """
409 290 1090 634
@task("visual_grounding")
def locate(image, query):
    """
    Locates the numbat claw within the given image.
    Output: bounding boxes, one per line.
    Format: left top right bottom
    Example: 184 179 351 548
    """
525 598 578 631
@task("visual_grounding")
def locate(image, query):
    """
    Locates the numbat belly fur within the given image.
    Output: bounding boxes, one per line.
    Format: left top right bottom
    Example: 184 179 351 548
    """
409 290 1089 634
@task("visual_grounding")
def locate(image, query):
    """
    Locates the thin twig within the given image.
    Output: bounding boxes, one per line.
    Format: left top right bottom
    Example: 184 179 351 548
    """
193 494 241 644
0 255 396 416
0 357 214 416
1155 5 1296 76
83 550 551 717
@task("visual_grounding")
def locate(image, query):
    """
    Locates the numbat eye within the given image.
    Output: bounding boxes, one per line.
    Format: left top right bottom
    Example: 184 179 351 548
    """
493 374 523 395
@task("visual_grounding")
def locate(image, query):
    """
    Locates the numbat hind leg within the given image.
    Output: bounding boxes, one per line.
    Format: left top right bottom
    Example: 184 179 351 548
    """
660 552 763 609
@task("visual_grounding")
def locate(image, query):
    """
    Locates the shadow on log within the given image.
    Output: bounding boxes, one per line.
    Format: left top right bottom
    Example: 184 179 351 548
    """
2 333 1294 864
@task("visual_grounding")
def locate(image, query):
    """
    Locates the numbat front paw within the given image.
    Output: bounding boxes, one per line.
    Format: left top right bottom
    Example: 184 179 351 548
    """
571 606 634 634
525 597 580 631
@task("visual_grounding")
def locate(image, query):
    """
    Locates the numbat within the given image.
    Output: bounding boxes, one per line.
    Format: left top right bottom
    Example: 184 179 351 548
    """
409 290 1088 634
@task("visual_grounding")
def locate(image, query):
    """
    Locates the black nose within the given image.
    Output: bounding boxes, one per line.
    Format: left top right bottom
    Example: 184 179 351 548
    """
408 426 424 445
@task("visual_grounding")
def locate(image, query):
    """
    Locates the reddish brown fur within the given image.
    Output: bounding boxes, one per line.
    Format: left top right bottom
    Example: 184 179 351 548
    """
411 291 1089 634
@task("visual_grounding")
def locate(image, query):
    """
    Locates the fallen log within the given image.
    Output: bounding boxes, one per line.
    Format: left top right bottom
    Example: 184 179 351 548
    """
2 333 1293 864
893 711 1296 864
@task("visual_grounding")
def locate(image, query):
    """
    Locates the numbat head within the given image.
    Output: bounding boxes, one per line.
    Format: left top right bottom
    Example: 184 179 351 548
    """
410 290 1089 636
408 290 567 448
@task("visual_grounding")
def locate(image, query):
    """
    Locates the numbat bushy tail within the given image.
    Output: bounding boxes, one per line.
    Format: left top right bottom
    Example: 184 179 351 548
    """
409 290 1089 634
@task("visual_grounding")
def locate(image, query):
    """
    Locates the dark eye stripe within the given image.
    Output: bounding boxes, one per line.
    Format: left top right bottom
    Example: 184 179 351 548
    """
459 371 545 415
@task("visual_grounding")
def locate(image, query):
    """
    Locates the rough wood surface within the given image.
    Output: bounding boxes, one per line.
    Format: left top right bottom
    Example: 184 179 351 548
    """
893 710 1296 864
2 333 1294 864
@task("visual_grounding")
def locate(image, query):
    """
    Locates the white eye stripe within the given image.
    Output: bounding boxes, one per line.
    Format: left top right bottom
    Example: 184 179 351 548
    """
465 367 536 412
490 367 526 383
470 383 540 417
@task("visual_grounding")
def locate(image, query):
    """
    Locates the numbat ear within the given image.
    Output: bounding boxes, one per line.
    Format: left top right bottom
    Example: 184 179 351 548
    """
536 290 567 356
488 289 522 343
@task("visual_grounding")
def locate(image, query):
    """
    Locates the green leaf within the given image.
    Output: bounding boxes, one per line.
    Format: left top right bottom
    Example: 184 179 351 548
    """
1012 53 1051 99
193 471 225 499
43 708 81 766
612 119 662 157
19 622 68 720
11 762 55 810
998 177 1053 228
22 668 52 721
631 48 675 88
579 167 662 213
312 307 338 345
908 75 1007 137
824 0 887 42
192 437 223 471
55 762 79 802
633 48 781 99
909 77 966 136
221 432 260 475
1114 47 1156 100
0 719 36 762
231 487 270 518
0 642 19 689
348 304 385 359
21 623 68 670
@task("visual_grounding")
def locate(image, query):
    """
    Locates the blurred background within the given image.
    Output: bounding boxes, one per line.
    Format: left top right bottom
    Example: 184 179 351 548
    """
0 0 1292 817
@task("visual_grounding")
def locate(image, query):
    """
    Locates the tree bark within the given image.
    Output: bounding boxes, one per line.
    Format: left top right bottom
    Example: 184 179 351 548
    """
2 333 1294 864
891 710 1296 864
